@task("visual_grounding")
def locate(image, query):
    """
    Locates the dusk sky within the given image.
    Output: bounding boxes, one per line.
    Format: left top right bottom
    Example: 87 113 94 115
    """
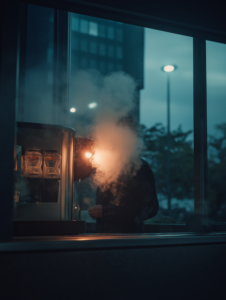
140 28 226 138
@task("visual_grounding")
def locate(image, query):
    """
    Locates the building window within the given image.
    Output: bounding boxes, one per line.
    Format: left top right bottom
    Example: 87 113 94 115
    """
107 26 115 39
71 37 79 50
72 16 79 32
80 19 88 34
116 63 122 71
89 22 98 36
80 57 88 69
99 43 106 56
116 28 123 41
107 45 114 57
80 39 88 52
107 62 114 73
116 46 123 59
99 61 106 73
90 59 97 69
47 47 53 63
90 41 97 54
99 24 106 38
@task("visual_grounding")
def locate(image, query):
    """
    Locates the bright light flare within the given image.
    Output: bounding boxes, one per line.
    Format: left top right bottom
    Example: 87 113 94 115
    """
163 65 175 72
88 102 97 109
70 107 76 113
85 152 92 158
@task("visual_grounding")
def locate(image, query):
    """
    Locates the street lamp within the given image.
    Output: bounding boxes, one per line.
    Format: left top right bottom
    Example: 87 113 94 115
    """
161 64 177 215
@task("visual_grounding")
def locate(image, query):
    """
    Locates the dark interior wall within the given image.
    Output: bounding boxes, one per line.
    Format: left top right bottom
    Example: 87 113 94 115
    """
1 243 226 299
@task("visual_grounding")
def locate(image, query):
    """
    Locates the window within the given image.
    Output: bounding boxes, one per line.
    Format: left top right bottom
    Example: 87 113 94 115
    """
207 41 226 223
99 24 106 38
90 41 97 54
80 39 88 52
72 16 79 32
107 45 114 57
80 19 88 34
89 22 98 36
116 28 123 41
90 59 97 69
99 43 106 56
99 61 106 73
80 57 88 69
10 3 225 237
107 61 114 73
107 26 114 39
116 46 123 59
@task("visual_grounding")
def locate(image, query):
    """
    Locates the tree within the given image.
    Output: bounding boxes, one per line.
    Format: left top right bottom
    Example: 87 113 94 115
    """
208 123 226 222
141 123 194 201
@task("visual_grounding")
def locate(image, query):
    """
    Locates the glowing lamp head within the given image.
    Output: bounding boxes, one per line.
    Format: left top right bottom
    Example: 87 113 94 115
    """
88 102 97 109
70 107 76 113
85 152 92 158
164 65 175 72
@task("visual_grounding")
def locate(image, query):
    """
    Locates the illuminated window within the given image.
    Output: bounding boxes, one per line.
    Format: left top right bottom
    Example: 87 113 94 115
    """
107 45 114 57
89 22 98 36
99 24 106 38
72 16 79 32
80 19 88 34
90 41 97 54
99 43 106 56
107 26 114 39
80 39 88 52
116 46 123 59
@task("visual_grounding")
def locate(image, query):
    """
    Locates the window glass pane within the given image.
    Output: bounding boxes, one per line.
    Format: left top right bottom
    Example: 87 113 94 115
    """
116 28 123 41
90 41 97 54
107 61 114 73
107 26 114 39
99 61 106 74
207 41 226 223
16 5 194 234
90 59 97 69
89 22 98 36
80 19 88 34
80 39 88 52
72 16 79 32
99 43 106 56
99 24 106 38
140 29 193 225
116 46 123 59
107 45 114 57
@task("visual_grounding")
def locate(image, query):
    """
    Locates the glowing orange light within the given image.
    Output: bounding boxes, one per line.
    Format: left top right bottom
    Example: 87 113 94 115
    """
85 152 92 158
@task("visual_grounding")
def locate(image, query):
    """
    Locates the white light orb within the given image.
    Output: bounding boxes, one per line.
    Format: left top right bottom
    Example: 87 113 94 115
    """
70 107 76 113
88 102 97 109
164 65 175 72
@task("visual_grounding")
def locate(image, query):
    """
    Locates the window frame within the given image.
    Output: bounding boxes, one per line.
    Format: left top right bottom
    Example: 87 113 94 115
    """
1 0 226 241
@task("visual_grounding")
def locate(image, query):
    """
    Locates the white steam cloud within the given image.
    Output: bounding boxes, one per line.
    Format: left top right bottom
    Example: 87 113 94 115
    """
70 70 143 191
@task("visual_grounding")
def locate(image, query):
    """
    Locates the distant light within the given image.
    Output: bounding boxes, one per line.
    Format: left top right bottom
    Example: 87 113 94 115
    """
85 152 92 158
163 65 175 72
70 107 76 113
88 102 97 109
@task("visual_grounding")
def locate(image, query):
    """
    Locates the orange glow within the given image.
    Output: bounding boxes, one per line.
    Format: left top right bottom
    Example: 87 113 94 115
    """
85 152 92 158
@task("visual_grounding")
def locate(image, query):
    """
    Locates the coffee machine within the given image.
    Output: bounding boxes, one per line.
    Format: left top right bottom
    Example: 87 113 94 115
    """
14 122 94 235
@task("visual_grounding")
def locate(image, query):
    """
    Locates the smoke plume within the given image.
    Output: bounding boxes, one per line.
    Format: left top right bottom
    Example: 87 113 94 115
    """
70 70 143 192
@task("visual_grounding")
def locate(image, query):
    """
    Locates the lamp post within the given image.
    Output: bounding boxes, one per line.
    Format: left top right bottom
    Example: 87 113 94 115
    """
161 64 177 215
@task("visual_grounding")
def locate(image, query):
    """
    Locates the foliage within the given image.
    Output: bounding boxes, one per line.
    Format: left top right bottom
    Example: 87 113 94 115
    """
208 123 226 221
141 123 194 201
